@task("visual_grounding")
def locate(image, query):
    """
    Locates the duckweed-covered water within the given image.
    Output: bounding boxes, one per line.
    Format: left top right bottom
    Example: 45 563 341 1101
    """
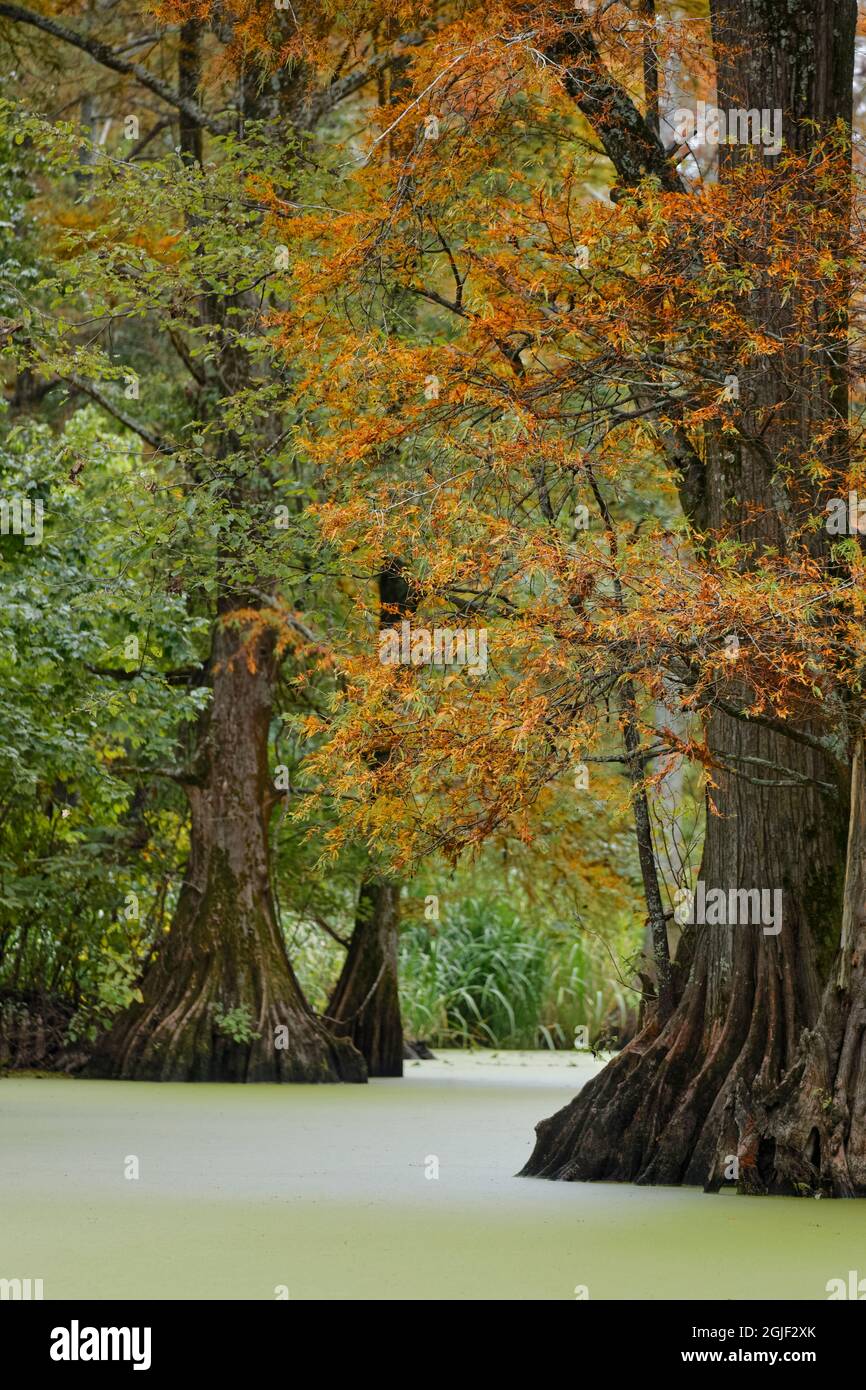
1 1050 863 1300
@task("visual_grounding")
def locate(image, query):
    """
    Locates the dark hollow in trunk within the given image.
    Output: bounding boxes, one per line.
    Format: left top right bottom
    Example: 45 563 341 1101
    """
327 876 404 1077
86 618 366 1083
523 0 856 1186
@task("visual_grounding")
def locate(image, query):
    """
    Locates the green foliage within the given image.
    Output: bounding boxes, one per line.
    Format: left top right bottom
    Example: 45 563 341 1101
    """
67 947 144 1042
213 1005 261 1045
400 897 548 1048
0 405 202 1019
399 896 639 1050
538 919 637 1049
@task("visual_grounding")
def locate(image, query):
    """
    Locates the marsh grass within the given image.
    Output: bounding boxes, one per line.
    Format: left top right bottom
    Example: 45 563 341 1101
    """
399 898 639 1050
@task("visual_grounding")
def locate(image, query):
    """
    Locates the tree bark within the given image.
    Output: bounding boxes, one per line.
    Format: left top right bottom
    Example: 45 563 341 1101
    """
327 876 404 1077
736 738 866 1195
324 559 415 1077
523 0 856 1186
86 618 365 1082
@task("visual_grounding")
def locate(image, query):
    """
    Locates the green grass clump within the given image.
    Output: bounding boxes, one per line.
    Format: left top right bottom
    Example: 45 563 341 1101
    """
399 896 639 1050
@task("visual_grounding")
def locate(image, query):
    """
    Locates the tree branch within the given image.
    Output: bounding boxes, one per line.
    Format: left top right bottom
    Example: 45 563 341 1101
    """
301 29 428 130
0 4 230 137
59 370 176 454
544 13 685 194
711 697 843 766
86 664 205 686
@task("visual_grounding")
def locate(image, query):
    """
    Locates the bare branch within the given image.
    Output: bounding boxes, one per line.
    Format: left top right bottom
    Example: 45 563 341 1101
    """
0 3 230 136
60 371 176 454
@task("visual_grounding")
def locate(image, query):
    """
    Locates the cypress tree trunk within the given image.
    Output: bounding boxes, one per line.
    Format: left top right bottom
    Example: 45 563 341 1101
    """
86 618 365 1082
325 560 414 1076
327 875 404 1077
523 0 856 1186
523 712 847 1183
742 738 866 1195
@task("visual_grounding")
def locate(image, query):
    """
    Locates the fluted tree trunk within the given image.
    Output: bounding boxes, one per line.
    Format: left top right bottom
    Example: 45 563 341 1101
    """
327 875 403 1077
87 618 365 1082
524 0 856 1186
741 737 866 1195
